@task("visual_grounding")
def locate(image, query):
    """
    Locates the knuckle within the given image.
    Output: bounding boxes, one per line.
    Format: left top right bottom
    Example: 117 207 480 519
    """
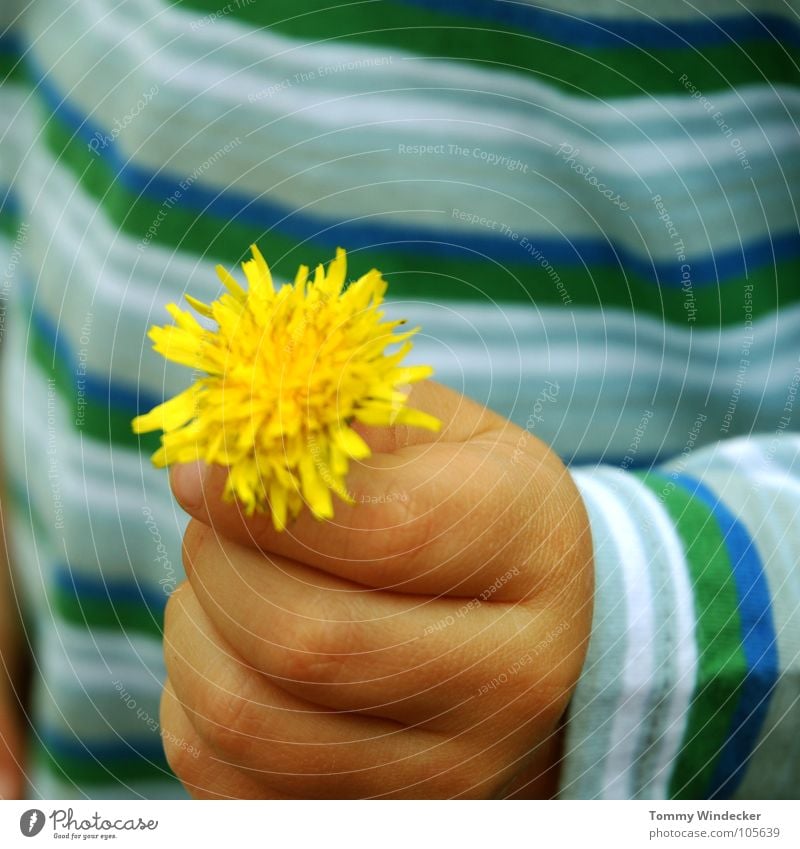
469 619 574 717
175 675 352 785
274 595 362 685
160 694 200 783
163 580 190 634
181 519 211 570
191 679 261 759
388 492 435 569
349 488 436 586
162 585 194 679
162 730 201 784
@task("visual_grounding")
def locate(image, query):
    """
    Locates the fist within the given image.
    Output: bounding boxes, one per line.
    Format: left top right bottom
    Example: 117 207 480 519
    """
160 381 593 799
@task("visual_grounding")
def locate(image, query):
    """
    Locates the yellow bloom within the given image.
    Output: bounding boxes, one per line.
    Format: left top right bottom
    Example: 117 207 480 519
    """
132 245 440 530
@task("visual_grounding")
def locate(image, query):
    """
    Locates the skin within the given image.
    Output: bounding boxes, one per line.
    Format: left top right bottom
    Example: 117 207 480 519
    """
0 683 25 800
0 503 28 800
161 381 594 799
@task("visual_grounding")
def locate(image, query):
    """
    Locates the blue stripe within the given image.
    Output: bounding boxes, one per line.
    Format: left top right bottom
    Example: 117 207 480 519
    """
55 566 170 612
396 1 800 50
0 186 21 220
566 452 657 470
671 473 779 799
0 32 23 56
40 727 169 765
22 50 800 288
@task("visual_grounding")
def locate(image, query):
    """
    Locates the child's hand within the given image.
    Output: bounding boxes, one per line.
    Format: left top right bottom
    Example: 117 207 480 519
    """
0 688 25 799
0 546 27 800
161 382 593 799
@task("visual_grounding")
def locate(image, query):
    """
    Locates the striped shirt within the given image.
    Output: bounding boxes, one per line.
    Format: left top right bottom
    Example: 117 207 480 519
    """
0 0 798 799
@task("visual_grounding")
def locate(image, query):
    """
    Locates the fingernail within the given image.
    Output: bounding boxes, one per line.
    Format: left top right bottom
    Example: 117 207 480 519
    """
172 461 209 511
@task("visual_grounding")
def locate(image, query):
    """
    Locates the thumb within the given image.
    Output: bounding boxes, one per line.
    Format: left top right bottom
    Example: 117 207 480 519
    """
0 691 26 799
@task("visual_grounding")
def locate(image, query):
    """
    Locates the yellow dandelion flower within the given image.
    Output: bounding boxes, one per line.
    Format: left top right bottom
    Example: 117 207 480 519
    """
132 245 440 530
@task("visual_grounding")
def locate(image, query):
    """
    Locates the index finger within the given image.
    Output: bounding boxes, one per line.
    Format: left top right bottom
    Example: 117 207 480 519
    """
169 386 567 600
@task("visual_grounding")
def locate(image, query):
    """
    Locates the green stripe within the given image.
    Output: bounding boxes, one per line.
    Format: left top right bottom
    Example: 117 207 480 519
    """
33 737 174 786
34 107 793 325
177 0 800 96
638 471 746 800
0 50 25 85
52 587 165 640
0 205 20 239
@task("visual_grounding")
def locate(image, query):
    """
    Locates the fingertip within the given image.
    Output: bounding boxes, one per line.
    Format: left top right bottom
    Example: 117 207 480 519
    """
350 420 400 454
171 461 209 512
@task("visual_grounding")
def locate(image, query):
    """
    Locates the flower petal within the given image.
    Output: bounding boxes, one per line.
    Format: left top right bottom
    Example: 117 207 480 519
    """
299 453 334 520
134 244 436 530
334 426 371 460
215 264 247 301
131 385 200 434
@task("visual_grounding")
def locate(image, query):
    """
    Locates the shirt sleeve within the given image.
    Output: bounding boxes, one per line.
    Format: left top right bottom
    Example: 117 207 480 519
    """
558 430 800 800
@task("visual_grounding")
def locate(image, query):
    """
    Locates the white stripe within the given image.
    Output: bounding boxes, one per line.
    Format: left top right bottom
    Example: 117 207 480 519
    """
572 475 655 798
41 618 165 696
0 85 34 185
558 472 626 798
598 468 697 798
20 0 800 259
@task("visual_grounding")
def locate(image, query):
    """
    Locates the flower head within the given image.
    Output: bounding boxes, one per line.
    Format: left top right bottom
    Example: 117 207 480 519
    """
132 245 440 530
